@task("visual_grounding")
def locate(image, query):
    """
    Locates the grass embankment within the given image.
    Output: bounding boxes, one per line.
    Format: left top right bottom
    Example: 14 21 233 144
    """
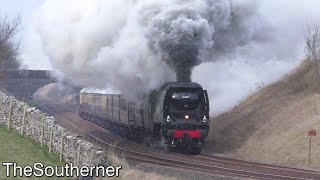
0 123 173 180
0 124 66 179
208 60 320 169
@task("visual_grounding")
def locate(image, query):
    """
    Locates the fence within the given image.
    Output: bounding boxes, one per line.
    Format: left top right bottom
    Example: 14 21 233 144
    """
0 90 108 167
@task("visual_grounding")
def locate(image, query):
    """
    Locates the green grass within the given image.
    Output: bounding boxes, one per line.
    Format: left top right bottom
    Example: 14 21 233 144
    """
22 98 38 108
0 124 67 179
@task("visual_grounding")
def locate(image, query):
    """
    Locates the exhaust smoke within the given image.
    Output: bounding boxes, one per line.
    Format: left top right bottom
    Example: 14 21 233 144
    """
145 0 265 82
145 6 214 81
22 0 315 114
25 0 265 96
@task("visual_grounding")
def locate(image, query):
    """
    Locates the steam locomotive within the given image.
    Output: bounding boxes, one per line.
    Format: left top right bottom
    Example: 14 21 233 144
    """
79 81 209 154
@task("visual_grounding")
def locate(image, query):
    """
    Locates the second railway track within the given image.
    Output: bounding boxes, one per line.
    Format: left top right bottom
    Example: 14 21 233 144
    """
41 103 320 179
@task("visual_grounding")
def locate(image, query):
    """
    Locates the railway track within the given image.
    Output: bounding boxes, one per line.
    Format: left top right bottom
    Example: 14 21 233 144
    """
41 103 320 179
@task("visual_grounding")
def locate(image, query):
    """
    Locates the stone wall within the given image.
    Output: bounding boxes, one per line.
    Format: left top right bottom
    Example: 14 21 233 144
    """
0 90 108 168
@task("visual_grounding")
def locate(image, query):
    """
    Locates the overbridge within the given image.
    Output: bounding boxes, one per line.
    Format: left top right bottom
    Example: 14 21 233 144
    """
0 69 78 100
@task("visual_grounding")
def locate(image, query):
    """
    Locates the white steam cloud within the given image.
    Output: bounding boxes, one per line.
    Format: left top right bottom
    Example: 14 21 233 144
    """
26 0 266 97
20 0 320 115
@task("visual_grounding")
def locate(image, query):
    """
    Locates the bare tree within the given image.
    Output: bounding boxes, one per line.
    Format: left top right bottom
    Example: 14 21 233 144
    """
0 15 21 69
304 22 320 81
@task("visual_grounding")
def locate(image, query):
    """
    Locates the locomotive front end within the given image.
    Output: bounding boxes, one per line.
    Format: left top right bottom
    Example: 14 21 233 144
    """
160 82 209 154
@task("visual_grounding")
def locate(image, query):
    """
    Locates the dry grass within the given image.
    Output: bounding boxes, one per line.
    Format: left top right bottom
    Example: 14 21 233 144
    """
106 146 130 169
103 146 176 180
112 169 175 180
207 60 320 169
238 94 320 168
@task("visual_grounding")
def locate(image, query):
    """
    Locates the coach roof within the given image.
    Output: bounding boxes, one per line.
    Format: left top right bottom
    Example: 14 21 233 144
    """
80 88 121 95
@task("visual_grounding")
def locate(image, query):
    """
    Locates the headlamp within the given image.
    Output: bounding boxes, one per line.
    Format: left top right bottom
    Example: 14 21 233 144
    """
167 115 171 123
203 116 208 123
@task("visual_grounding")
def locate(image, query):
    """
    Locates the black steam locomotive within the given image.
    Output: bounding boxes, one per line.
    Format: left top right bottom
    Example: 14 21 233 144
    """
79 81 209 154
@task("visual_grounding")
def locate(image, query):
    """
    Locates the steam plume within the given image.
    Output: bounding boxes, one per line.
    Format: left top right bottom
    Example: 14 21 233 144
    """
145 0 266 81
145 6 214 81
29 0 265 97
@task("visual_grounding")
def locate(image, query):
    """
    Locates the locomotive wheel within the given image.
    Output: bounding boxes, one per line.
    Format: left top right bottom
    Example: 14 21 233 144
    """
192 147 201 155
143 134 153 146
167 145 175 152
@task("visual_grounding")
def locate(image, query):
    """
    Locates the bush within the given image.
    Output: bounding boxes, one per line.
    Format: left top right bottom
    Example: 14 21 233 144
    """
0 15 21 71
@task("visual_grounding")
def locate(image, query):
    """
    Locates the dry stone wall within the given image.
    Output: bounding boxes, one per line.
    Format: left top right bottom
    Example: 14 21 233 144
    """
0 90 108 168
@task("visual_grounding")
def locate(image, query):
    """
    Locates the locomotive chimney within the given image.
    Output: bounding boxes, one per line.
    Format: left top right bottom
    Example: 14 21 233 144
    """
176 68 191 82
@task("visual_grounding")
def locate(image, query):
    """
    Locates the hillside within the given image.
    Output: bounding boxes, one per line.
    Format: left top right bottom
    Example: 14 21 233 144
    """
206 60 320 169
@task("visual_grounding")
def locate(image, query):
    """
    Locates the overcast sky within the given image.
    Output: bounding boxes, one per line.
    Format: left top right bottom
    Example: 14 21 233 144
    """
2 0 320 22
0 0 42 18
2 0 320 67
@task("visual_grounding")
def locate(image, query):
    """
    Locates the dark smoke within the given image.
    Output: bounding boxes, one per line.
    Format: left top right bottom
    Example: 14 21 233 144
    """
146 8 214 81
157 34 201 81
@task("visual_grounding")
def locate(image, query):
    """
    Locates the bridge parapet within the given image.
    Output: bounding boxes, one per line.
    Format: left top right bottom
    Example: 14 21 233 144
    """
0 69 63 100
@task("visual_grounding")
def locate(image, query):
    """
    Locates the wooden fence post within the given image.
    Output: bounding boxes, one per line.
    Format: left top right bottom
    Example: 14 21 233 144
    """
40 117 45 147
7 96 13 130
49 126 53 154
307 130 317 167
309 136 312 167
60 129 64 161
20 104 27 135
77 142 81 166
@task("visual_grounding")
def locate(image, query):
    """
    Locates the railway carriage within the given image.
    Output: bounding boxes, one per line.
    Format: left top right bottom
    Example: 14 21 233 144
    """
79 81 210 154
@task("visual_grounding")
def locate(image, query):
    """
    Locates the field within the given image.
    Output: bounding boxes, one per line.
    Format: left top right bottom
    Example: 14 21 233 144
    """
0 124 66 179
